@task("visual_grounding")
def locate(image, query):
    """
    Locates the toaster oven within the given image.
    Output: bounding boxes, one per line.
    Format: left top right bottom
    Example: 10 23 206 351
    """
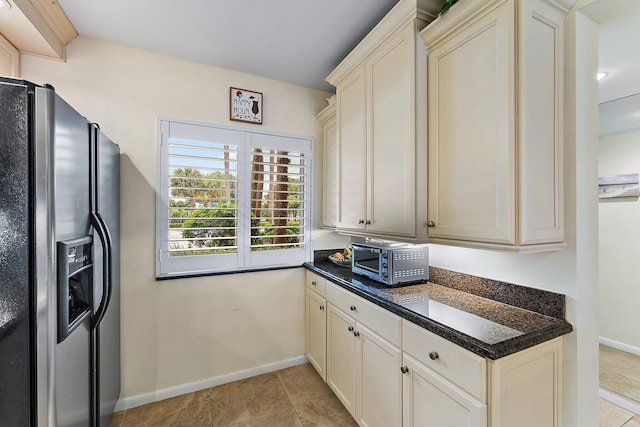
351 240 429 286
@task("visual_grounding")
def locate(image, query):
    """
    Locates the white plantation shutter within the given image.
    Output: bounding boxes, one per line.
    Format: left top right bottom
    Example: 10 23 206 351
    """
157 120 312 277
246 133 310 268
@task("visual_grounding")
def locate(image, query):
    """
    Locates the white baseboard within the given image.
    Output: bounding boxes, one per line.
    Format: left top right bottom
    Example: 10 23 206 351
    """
599 387 640 415
599 336 640 357
113 355 309 412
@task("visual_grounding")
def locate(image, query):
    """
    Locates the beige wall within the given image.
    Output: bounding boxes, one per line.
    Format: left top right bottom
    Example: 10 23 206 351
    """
21 35 347 402
599 128 640 352
20 11 601 423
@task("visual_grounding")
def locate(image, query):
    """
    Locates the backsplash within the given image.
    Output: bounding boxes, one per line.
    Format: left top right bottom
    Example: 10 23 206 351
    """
428 266 566 320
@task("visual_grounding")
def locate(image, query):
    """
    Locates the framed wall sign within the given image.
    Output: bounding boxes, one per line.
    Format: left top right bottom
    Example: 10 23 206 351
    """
599 173 640 199
230 87 263 124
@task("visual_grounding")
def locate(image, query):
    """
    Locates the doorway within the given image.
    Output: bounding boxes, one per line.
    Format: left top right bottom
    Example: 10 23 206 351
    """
591 0 640 415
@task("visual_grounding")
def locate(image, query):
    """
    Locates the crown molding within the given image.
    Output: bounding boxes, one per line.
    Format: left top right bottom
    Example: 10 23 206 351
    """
326 0 441 86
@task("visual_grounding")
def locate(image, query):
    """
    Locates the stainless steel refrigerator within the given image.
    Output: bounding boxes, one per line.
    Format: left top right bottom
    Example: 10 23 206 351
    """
0 77 120 427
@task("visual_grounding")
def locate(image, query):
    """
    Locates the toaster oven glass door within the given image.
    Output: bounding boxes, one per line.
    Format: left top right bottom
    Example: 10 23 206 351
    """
352 246 381 274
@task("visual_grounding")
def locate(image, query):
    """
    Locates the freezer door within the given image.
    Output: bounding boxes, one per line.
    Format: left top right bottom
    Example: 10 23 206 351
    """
0 78 33 426
53 93 92 427
92 128 121 427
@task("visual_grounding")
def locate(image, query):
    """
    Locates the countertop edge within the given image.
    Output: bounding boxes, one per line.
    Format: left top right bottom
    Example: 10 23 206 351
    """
303 262 573 360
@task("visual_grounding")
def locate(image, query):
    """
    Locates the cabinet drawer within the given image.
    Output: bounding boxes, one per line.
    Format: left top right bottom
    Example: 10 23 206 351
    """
326 282 401 347
306 271 326 297
403 320 487 402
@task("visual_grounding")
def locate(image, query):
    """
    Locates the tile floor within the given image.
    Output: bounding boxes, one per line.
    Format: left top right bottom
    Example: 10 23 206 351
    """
600 344 640 402
600 398 640 427
599 344 640 426
107 363 357 427
108 352 640 427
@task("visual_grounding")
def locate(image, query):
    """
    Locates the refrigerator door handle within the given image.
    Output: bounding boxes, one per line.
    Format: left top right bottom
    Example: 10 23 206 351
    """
90 212 112 328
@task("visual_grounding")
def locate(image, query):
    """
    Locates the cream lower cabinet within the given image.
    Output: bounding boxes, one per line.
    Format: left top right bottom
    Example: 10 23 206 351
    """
421 0 569 250
326 305 358 415
326 283 403 426
402 353 486 427
305 272 327 380
311 279 564 426
305 289 327 381
489 338 564 427
402 319 563 427
402 320 487 427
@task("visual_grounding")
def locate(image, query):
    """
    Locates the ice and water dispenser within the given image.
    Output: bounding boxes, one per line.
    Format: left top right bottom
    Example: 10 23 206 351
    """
57 236 93 343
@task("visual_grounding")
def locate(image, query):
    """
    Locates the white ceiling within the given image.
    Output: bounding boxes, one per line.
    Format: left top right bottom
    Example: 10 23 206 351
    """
56 0 407 93
46 0 640 135
585 0 640 135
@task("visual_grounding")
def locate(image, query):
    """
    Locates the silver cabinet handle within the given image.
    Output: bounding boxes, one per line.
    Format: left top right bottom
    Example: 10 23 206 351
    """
358 219 365 224
319 305 324 311
401 366 409 374
426 221 436 227
350 305 356 311
429 351 439 361
348 326 354 332
365 220 371 225
353 331 360 337
311 281 317 286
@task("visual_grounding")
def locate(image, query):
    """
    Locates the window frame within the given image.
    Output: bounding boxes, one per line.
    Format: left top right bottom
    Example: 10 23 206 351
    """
156 118 314 279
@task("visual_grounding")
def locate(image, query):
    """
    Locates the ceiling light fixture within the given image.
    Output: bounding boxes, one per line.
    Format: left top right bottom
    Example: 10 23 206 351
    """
0 0 10 8
597 71 609 81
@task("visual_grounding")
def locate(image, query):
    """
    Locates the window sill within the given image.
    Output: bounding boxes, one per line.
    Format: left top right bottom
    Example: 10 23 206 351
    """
155 264 305 281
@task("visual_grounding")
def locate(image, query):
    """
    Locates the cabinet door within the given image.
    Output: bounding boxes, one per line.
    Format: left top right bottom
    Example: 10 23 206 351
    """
305 289 327 381
0 34 20 77
356 323 402 427
490 338 563 427
337 68 367 232
326 304 357 417
517 0 565 245
427 0 516 244
366 23 416 237
322 110 339 228
402 354 487 427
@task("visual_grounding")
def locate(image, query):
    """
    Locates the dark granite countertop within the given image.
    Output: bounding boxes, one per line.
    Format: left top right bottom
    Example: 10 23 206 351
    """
304 250 573 360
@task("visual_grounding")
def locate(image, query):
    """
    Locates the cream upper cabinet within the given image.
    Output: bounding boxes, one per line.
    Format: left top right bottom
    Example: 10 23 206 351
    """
0 34 20 77
421 0 567 251
366 24 417 237
336 67 367 232
316 99 339 228
327 0 432 241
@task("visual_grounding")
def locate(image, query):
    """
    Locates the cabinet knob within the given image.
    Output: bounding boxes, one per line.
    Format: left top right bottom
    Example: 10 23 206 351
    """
400 366 409 374
348 326 354 332
319 305 324 311
350 305 356 311
353 331 360 337
426 221 436 228
429 351 440 361
311 281 317 286
365 220 371 225
358 219 365 224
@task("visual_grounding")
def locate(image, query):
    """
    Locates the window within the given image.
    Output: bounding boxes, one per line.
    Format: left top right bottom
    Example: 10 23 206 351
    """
156 120 313 278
